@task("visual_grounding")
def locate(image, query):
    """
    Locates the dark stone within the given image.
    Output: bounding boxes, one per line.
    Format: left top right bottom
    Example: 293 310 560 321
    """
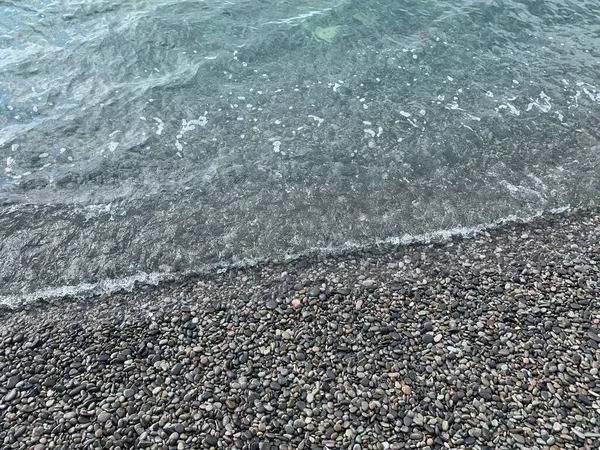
479 388 492 401
266 300 278 310
171 363 183 376
69 384 86 396
204 435 218 447
587 331 600 343
308 287 320 297
7 375 21 389
423 333 434 344
43 378 56 388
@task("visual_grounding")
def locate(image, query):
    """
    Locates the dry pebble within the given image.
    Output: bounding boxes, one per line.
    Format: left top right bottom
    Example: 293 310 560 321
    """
1 208 600 449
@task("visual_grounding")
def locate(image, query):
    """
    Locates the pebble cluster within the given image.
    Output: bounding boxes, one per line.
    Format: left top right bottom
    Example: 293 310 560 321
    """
1 209 600 450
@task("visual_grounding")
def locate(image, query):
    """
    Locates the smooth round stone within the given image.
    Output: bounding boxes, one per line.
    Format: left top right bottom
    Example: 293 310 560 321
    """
123 388 136 398
7 375 21 389
422 334 434 344
266 300 278 310
512 434 526 444
171 363 183 375
293 419 306 429
204 435 218 447
362 280 376 289
168 432 179 444
97 412 112 423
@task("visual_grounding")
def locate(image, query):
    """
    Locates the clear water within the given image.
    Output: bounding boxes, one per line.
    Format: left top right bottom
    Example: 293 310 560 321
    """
1 0 599 302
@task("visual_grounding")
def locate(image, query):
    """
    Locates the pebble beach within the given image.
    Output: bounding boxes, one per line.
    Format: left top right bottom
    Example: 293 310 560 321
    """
1 208 600 450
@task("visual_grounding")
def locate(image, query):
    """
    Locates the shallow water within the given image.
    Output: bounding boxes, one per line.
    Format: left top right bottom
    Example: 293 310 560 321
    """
1 0 599 302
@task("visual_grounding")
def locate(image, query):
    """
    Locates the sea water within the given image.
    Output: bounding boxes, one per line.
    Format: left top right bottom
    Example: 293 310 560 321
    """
1 0 599 304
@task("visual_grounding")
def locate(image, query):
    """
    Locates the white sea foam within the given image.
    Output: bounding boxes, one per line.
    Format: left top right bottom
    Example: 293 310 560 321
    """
0 207 572 310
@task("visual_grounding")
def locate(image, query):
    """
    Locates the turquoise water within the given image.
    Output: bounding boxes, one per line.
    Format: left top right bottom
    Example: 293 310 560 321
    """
1 0 599 301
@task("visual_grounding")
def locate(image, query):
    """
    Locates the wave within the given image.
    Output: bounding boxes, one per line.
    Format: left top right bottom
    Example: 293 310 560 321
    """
0 205 571 310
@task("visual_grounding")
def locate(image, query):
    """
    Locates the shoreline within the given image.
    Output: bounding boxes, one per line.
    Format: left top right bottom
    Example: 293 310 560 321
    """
1 206 599 449
0 204 586 317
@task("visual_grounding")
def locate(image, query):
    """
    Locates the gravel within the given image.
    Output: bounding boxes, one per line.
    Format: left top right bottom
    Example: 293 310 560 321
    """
1 207 600 449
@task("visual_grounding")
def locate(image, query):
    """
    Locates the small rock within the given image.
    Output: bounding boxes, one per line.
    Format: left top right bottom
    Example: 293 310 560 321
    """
123 388 136 398
204 435 218 447
266 300 278 310
171 363 183 376
97 412 112 423
4 389 17 401
293 419 306 429
7 375 20 389
362 279 376 289
512 434 525 444
587 331 600 343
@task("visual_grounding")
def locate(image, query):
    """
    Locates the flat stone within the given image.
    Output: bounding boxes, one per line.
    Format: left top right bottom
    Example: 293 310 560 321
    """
362 280 376 289
171 363 183 375
512 434 525 444
97 412 112 423
123 388 136 398
293 419 306 429
204 435 218 447
422 333 434 344
168 432 179 444
4 389 17 401
266 300 278 310
587 331 600 343
7 375 20 389
479 388 492 401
